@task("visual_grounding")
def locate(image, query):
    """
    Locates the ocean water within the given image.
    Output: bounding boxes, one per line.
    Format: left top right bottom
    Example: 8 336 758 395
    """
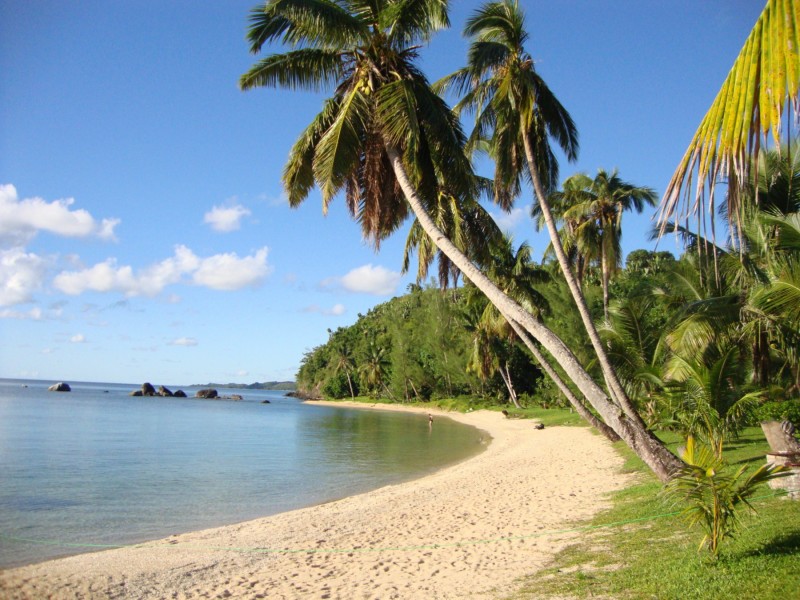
0 379 485 568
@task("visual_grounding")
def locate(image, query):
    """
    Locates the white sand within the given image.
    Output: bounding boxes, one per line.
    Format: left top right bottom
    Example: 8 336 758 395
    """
1 404 631 599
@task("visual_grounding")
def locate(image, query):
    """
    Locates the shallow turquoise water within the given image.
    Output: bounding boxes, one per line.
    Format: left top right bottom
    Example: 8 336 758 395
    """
0 379 484 568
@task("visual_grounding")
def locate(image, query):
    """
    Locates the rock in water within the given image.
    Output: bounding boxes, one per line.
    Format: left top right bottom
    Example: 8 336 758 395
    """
195 388 218 399
173 390 187 398
48 382 71 392
158 386 174 397
142 382 156 396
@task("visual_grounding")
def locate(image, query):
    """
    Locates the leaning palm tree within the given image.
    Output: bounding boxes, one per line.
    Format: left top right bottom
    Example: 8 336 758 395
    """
240 0 679 480
437 0 645 427
556 169 657 319
657 0 800 250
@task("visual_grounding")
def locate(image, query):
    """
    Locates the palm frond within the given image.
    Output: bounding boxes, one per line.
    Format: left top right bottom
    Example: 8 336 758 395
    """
657 0 800 238
239 48 344 91
313 86 368 205
245 0 366 52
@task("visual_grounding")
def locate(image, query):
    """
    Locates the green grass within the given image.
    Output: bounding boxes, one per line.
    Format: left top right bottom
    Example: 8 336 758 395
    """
510 427 800 599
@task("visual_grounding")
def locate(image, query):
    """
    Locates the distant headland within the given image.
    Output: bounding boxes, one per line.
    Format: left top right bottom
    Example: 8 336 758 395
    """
192 381 295 391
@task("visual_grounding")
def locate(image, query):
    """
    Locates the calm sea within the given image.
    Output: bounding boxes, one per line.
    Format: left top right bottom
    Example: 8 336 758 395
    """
0 379 485 568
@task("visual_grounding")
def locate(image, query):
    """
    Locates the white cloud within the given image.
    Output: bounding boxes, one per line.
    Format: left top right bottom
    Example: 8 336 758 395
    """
0 306 44 320
0 247 49 306
489 204 530 232
53 245 272 296
328 303 346 315
191 247 271 290
324 264 401 296
169 337 198 347
70 333 86 343
204 200 251 232
0 183 119 246
303 303 346 316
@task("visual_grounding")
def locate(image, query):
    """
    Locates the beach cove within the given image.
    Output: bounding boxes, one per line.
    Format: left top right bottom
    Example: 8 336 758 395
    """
0 403 632 599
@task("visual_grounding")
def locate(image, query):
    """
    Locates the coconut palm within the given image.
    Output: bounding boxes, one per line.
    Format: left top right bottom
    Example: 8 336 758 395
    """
240 0 679 479
437 0 648 431
534 176 601 283
332 342 357 399
554 169 657 319
360 343 390 397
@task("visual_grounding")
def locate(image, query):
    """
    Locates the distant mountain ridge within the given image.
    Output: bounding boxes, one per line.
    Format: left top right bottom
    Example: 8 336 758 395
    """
194 381 295 391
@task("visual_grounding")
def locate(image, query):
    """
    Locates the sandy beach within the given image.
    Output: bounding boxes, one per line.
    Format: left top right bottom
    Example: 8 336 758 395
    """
1 404 632 599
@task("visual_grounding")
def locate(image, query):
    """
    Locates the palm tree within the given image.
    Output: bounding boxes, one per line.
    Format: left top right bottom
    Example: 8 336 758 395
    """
360 343 390 397
554 169 657 319
240 0 679 480
437 0 649 433
534 176 600 283
332 342 356 399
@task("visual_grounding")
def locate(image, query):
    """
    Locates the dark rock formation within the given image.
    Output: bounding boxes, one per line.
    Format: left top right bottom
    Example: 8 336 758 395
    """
48 382 71 392
195 388 218 399
142 382 156 396
261 399 271 404
173 390 187 398
230 394 243 401
129 390 143 396
158 386 173 397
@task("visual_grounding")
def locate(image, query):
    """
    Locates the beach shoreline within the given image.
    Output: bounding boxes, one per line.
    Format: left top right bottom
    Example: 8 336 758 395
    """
1 404 632 599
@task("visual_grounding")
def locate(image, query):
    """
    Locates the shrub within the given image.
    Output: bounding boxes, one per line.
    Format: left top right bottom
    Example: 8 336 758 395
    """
749 399 800 427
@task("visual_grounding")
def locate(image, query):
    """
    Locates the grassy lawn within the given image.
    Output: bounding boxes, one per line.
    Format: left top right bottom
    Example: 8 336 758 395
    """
510 428 800 599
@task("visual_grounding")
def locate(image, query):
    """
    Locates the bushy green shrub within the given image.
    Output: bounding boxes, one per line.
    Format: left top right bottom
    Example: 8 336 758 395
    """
749 399 800 427
322 372 352 399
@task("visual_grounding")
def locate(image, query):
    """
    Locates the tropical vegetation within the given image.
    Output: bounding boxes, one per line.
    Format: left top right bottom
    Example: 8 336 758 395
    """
241 0 800 486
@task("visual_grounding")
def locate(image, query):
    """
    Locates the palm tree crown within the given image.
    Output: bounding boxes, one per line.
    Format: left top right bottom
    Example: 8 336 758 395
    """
240 0 473 246
548 169 657 318
436 0 578 206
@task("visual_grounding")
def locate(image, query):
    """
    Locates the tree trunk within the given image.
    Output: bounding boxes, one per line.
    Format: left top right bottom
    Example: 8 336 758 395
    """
520 133 646 427
498 361 521 409
385 145 680 481
346 371 355 400
601 244 610 321
506 318 621 442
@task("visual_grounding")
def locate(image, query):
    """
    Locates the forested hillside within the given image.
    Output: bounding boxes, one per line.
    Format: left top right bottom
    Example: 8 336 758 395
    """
296 284 542 404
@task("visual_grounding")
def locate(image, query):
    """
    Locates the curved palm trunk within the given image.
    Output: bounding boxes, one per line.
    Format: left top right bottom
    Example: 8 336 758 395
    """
386 145 681 481
521 133 646 427
506 318 621 442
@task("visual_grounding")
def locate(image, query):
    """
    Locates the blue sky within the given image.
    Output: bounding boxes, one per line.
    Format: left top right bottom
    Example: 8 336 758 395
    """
0 0 763 385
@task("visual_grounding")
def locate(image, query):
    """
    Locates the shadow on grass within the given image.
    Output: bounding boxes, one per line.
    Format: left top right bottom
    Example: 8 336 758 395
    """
741 530 800 558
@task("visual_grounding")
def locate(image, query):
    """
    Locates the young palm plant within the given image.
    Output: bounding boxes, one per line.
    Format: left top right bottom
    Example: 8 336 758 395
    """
663 436 787 557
